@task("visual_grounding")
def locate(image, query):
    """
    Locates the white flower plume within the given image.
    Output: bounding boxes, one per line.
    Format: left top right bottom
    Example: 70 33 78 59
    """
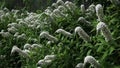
95 4 104 21
81 4 86 14
96 22 113 42
75 26 90 42
84 56 100 68
55 28 72 37
11 46 29 58
56 0 64 6
37 55 56 67
78 17 91 24
75 63 84 68
44 55 56 60
40 31 58 42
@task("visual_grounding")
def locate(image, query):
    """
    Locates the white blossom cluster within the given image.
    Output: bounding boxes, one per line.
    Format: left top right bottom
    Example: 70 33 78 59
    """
39 31 58 43
0 30 12 38
75 26 90 42
11 46 30 58
7 26 18 34
78 17 91 24
86 4 96 14
0 8 20 22
95 4 104 22
17 12 41 29
65 1 77 13
80 4 96 17
37 55 56 67
55 28 72 37
80 4 86 14
24 43 42 50
76 56 100 68
96 22 113 42
14 32 27 40
0 0 117 68
0 8 10 21
44 0 77 20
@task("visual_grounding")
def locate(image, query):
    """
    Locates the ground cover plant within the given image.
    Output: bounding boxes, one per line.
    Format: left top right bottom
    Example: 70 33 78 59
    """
0 0 120 68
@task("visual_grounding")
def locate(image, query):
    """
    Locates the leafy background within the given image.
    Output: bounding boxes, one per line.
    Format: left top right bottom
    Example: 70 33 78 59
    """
0 0 120 68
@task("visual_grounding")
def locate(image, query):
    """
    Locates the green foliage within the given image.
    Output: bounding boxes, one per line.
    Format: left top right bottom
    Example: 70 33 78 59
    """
0 0 120 68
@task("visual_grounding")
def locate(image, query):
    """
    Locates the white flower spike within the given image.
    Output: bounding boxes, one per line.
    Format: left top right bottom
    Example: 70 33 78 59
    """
55 28 72 37
53 9 65 17
37 59 52 67
81 4 86 14
7 26 18 34
95 4 104 21
37 55 56 67
58 6 66 12
96 22 113 42
24 43 32 49
56 0 64 6
11 46 29 58
31 44 42 48
44 55 56 60
0 30 12 38
75 63 84 68
84 56 100 68
40 31 58 42
52 3 58 8
87 4 95 14
75 26 90 42
78 17 91 24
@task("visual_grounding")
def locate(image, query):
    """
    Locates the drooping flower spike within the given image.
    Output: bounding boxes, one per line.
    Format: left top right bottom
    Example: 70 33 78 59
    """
75 63 84 68
95 4 104 22
75 26 90 42
56 0 64 6
39 31 58 42
55 28 72 37
80 4 86 14
96 22 113 42
37 55 56 67
11 46 30 58
84 56 100 68
78 17 91 24
87 4 95 14
52 3 58 8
